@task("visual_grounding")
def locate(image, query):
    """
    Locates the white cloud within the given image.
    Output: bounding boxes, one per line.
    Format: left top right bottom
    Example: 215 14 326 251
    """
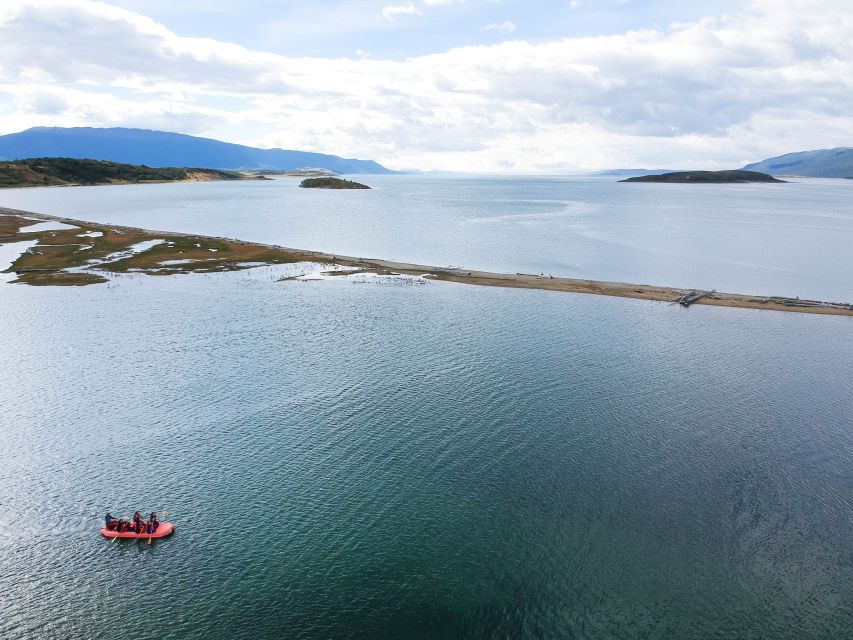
379 0 463 21
480 21 516 34
1 0 852 172
379 2 422 21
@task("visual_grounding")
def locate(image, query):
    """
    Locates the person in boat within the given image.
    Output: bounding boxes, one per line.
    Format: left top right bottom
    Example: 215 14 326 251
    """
105 512 118 531
132 511 143 533
148 512 159 533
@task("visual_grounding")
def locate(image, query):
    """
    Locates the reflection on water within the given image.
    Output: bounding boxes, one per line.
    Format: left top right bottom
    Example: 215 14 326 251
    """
0 269 851 639
0 240 37 282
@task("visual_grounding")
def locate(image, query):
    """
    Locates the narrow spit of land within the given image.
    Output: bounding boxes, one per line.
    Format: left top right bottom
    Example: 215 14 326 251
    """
1 207 851 316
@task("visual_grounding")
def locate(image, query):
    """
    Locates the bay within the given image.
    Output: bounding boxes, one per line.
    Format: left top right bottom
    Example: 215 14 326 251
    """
1 176 851 639
0 268 851 639
1 175 851 300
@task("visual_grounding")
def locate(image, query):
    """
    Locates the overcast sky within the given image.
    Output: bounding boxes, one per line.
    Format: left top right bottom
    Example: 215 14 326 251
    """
0 0 850 172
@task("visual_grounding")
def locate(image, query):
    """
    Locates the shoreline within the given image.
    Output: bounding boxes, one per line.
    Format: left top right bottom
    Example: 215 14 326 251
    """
0 173 267 190
1 206 851 316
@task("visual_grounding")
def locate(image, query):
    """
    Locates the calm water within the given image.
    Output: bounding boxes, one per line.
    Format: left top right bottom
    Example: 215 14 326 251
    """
1 175 852 300
0 265 851 639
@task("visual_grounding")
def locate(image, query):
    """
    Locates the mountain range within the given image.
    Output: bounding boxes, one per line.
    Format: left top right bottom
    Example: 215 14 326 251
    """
0 127 394 174
0 127 850 178
742 148 853 178
592 148 853 179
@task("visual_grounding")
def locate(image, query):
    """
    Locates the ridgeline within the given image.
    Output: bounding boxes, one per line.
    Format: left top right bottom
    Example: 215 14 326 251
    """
743 147 853 178
0 127 396 174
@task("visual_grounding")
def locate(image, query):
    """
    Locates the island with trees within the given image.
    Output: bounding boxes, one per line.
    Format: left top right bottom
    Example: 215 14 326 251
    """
299 177 371 189
620 170 785 183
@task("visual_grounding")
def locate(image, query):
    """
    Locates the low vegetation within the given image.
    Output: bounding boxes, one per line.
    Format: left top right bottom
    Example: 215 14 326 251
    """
620 170 785 183
0 157 261 188
0 210 309 286
299 177 370 189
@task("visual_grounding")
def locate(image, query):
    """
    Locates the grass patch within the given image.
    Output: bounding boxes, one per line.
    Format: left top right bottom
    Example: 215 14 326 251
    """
0 211 314 286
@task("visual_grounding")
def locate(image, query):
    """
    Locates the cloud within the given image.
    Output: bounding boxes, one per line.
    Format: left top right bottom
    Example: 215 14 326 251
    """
379 0 463 21
19 89 70 115
379 2 422 21
0 1 293 94
1 0 852 172
0 84 226 135
480 21 516 34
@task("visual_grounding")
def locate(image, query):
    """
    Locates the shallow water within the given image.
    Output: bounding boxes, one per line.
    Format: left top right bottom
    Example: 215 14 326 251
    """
0 240 37 282
2 174 852 300
1 269 851 639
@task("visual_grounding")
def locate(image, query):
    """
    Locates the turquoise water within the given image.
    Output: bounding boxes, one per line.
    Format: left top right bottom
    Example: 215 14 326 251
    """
1 265 851 639
1 175 852 300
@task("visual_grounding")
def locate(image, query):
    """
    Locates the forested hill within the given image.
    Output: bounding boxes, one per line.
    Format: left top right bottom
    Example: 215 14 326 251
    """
0 157 261 188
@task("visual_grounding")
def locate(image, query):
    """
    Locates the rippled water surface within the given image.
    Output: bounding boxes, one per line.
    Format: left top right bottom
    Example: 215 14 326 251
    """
1 267 851 639
1 174 852 299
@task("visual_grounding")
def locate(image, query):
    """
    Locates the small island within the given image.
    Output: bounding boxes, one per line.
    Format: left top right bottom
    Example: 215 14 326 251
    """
620 170 785 183
0 157 267 188
299 177 370 189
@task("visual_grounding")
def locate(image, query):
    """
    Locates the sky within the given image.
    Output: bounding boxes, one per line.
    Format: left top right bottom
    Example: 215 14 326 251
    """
0 0 851 172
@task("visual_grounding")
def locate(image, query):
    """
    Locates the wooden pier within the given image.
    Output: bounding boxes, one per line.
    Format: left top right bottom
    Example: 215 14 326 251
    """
674 290 715 307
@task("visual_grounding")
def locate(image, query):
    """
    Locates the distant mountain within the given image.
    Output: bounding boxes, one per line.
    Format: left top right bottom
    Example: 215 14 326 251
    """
0 127 395 174
743 148 853 178
587 168 683 177
621 170 784 184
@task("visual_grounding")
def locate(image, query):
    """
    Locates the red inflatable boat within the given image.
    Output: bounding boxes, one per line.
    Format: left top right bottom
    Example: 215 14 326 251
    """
100 522 175 540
